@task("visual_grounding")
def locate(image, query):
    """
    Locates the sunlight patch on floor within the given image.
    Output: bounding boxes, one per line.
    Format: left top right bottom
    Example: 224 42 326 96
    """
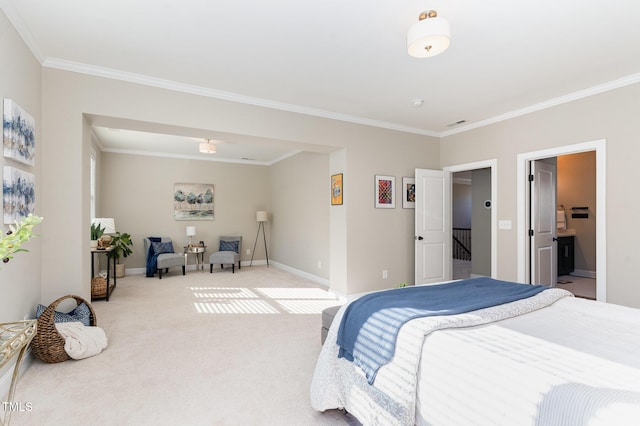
191 286 340 314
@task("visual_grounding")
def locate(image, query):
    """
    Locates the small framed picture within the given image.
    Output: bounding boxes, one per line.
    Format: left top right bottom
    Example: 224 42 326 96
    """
375 175 395 208
331 173 343 205
402 177 415 209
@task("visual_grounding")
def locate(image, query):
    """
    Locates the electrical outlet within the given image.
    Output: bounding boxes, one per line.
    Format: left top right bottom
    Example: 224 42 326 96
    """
246 249 251 255
317 261 322 269
382 270 388 279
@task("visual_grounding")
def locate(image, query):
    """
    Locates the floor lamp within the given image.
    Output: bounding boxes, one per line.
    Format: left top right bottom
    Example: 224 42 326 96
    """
250 211 269 266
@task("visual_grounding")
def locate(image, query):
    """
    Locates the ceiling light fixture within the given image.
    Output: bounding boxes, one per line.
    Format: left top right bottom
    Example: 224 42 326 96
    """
407 9 450 58
199 139 217 154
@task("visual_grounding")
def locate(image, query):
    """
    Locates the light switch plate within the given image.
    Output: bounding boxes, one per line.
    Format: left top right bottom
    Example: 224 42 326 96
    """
498 220 512 230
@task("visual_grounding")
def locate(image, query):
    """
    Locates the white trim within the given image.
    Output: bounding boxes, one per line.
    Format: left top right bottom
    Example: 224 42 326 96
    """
444 159 498 279
517 139 606 302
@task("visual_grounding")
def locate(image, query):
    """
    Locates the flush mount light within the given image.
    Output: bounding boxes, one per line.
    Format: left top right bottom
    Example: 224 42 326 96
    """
407 9 451 58
412 99 424 107
199 139 217 154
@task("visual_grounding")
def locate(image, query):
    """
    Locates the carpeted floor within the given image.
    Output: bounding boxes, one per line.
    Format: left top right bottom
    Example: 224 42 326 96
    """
11 266 354 425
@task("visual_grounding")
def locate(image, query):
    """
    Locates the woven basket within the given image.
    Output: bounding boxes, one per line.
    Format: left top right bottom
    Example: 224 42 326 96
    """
91 276 107 298
31 295 97 364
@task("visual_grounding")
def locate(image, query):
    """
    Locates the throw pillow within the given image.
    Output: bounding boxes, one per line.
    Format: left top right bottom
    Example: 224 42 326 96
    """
36 302 92 326
219 240 239 253
152 241 174 254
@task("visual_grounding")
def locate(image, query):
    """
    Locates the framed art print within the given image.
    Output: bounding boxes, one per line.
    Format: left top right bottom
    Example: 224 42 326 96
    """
3 166 35 223
331 173 343 205
174 182 214 220
3 99 36 167
402 177 415 208
375 175 395 208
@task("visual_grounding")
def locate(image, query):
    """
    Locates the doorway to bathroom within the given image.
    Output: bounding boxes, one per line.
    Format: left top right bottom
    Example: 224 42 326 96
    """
517 140 606 302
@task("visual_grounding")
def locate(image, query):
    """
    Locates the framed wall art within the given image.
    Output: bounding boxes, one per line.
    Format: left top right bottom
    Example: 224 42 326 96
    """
3 99 36 167
3 166 35 223
331 173 343 205
402 177 415 208
375 175 395 208
174 182 214 220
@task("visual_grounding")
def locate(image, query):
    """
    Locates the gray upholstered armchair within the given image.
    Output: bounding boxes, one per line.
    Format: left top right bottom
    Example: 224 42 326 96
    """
143 237 185 279
209 236 242 273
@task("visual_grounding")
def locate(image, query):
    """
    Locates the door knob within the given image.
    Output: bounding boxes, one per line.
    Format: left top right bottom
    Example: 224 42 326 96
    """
416 236 424 240
552 237 558 242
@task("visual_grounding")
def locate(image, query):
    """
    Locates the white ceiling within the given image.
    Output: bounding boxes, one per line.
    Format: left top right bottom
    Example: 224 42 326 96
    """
3 0 640 163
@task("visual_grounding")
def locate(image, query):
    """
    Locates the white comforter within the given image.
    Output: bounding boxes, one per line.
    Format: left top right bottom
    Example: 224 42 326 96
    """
310 288 571 425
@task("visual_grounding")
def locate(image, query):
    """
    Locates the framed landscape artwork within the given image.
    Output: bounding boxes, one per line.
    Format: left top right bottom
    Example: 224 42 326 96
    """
375 175 395 208
174 182 214 220
331 173 343 205
3 99 36 167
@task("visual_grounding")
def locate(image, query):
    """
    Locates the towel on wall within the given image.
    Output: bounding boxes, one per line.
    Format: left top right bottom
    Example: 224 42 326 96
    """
55 322 108 360
557 210 567 230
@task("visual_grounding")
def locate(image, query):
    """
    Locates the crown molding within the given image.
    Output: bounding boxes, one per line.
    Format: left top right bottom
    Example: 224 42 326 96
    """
42 58 440 138
441 72 640 137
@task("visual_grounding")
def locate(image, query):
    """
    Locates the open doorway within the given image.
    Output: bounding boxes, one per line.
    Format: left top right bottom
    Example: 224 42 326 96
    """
445 160 496 280
452 168 492 279
517 140 606 302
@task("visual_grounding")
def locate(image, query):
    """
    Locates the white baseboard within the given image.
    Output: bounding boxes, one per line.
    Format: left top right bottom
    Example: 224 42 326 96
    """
1 349 34 402
571 269 597 279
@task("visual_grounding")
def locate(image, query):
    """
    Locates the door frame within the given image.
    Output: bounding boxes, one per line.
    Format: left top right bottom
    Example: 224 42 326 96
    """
444 159 498 278
517 139 606 301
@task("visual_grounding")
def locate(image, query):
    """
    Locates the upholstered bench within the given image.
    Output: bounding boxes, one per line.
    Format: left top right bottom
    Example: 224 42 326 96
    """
321 305 342 345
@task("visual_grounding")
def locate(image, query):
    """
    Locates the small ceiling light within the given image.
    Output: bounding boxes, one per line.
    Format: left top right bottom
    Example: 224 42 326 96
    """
412 99 424 107
407 10 451 58
199 139 217 154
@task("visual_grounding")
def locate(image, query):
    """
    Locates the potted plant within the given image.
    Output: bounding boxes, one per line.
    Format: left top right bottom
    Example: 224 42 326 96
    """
110 231 133 278
90 222 104 248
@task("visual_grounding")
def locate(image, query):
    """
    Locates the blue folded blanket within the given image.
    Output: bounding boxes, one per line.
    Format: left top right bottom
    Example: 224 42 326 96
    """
337 277 547 384
145 237 162 277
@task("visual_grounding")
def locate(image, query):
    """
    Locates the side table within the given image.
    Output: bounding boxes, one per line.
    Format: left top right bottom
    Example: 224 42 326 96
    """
91 246 116 301
1 320 37 426
184 246 207 271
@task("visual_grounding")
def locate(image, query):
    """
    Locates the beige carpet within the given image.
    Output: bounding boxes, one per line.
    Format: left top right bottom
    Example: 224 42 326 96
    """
11 266 353 425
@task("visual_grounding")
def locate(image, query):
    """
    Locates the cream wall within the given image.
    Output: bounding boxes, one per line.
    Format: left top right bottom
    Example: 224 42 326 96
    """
269 152 329 280
441 82 640 307
39 67 439 300
0 10 42 322
99 152 271 269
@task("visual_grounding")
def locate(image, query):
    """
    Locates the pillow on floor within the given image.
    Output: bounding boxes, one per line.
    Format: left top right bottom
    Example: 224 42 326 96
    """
36 302 92 326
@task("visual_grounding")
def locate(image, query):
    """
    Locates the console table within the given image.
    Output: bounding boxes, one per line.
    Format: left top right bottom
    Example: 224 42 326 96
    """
0 320 37 426
91 246 116 301
184 246 207 271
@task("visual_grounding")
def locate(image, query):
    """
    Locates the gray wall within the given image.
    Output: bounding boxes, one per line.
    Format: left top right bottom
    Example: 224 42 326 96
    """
0 10 42 322
471 168 491 277
441 82 640 307
98 152 272 269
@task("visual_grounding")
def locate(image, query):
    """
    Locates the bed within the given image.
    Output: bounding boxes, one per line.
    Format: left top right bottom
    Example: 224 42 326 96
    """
310 278 640 425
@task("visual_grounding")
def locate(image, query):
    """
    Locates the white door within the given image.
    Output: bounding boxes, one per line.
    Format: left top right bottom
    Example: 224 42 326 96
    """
415 169 451 284
530 160 557 286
